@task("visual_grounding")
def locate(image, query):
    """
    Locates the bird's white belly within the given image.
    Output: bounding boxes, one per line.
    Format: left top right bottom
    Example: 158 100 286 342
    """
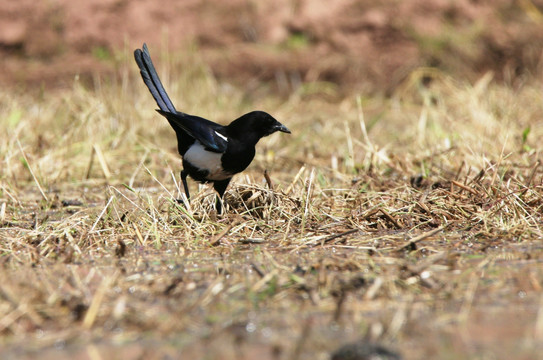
184 142 231 180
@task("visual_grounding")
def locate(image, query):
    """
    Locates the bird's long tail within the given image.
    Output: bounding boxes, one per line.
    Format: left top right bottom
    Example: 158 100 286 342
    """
134 44 177 113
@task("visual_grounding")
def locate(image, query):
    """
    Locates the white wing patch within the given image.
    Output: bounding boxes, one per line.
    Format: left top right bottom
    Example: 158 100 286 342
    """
184 141 232 180
215 131 228 142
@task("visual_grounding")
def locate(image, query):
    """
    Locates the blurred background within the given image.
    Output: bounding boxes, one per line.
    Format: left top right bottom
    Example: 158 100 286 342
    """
2 0 543 95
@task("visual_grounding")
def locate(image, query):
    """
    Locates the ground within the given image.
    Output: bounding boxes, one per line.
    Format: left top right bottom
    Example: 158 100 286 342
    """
1 1 543 360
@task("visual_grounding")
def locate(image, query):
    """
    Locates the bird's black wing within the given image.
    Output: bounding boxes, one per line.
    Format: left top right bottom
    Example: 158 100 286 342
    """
157 110 229 153
134 44 176 113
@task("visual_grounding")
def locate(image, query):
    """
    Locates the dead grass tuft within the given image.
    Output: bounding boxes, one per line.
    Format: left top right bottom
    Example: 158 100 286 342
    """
0 50 542 359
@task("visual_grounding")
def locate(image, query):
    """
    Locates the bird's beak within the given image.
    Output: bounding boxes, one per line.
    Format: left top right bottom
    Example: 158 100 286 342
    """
274 123 291 134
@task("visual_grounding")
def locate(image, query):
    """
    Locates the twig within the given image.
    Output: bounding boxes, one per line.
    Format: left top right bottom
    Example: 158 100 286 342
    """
451 180 480 196
250 263 265 278
90 196 114 233
301 168 315 234
93 144 111 180
454 160 465 180
318 229 359 246
519 160 540 197
416 201 430 214
286 165 306 194
398 225 447 251
209 218 241 246
468 169 485 185
380 209 402 229
239 238 265 244
0 202 5 223
133 223 145 246
17 139 48 202
85 145 95 180
83 271 119 329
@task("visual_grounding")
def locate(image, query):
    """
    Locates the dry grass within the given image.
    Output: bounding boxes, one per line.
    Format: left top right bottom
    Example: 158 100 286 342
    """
1 49 542 360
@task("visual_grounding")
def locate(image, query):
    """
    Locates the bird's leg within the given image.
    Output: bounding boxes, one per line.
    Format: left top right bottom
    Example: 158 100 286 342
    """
179 169 190 204
215 196 223 214
213 179 231 214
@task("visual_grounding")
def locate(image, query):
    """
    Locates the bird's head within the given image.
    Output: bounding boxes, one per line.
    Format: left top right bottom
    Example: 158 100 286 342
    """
243 110 290 136
228 111 290 145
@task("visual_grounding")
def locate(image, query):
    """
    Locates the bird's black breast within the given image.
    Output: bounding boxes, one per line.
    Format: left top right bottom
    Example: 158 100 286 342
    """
220 139 256 175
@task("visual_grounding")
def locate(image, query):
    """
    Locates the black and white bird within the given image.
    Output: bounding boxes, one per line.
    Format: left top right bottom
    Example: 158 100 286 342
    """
134 44 290 212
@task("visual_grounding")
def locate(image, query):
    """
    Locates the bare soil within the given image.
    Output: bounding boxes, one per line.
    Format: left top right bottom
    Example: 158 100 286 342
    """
1 0 543 93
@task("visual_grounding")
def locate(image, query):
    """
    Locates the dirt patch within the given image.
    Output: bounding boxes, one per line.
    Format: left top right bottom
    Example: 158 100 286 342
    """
1 0 543 93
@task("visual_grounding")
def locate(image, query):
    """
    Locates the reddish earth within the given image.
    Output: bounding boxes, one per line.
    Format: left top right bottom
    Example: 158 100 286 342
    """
1 0 543 93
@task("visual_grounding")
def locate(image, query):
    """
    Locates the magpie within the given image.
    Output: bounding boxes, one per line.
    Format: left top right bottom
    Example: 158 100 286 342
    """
134 44 290 213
